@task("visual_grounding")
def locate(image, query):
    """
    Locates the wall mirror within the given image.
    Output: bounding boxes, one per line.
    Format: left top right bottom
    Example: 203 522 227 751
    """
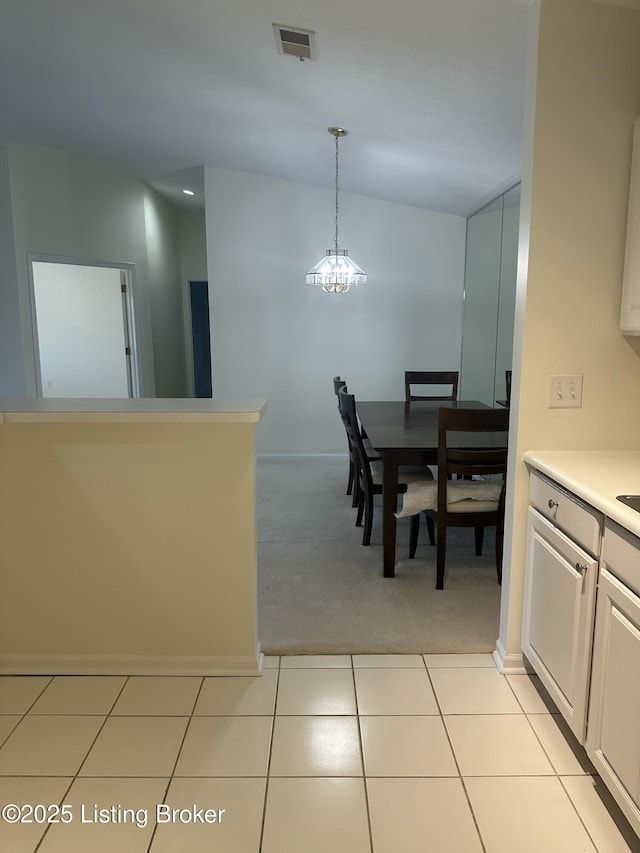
459 183 520 406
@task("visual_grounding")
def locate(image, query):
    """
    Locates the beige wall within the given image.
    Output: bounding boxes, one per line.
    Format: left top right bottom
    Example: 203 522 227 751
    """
0 418 261 673
499 0 640 664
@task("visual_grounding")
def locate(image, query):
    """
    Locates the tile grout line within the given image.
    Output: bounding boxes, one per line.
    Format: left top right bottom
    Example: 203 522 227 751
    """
0 716 22 751
424 663 489 853
144 675 206 853
2 662 634 853
503 674 605 853
258 655 281 853
556 777 603 853
0 675 55 752
32 673 131 853
351 655 375 853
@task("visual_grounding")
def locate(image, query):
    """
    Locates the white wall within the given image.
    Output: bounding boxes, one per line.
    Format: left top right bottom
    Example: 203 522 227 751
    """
179 209 208 284
498 0 640 666
178 208 209 397
143 188 188 397
8 144 155 395
205 168 466 454
0 144 25 396
5 144 197 398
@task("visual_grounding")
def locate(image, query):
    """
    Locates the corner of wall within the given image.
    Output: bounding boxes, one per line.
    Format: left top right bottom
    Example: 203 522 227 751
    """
0 143 27 396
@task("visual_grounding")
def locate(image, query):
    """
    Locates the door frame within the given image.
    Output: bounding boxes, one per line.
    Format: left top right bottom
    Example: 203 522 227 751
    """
28 253 142 398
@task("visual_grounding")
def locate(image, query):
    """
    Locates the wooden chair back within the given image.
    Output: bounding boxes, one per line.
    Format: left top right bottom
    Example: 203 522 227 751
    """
333 376 356 498
405 370 459 402
338 388 371 486
435 406 509 588
437 407 509 488
333 376 346 399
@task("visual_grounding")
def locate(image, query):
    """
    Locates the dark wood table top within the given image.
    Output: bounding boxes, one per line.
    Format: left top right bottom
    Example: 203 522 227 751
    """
357 400 494 451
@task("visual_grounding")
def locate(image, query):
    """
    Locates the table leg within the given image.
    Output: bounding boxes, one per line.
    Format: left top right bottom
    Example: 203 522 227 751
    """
382 451 399 577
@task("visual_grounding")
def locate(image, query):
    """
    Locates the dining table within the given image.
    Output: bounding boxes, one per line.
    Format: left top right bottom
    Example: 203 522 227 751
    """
357 399 492 577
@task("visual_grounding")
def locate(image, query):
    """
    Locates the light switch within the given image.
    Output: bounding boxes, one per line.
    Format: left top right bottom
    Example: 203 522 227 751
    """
548 374 583 408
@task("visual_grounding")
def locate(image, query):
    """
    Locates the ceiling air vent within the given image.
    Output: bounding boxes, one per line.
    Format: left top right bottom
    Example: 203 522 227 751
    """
273 24 317 61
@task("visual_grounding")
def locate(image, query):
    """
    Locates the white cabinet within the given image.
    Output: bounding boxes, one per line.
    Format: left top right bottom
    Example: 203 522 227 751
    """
586 522 640 835
522 453 640 842
522 472 601 741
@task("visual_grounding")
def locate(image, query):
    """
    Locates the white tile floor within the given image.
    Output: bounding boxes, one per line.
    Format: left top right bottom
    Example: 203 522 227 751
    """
0 655 639 853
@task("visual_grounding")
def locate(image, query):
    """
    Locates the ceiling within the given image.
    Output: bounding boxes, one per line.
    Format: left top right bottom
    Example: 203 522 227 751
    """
0 0 530 217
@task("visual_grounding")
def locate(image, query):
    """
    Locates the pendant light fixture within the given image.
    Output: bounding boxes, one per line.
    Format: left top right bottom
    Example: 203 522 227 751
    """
306 127 367 293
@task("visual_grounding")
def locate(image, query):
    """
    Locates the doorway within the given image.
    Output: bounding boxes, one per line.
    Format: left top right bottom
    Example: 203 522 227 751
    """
189 280 212 398
30 257 140 398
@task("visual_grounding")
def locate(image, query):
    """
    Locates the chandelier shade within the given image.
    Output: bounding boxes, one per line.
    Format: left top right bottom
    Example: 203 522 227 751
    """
305 249 367 293
306 127 367 294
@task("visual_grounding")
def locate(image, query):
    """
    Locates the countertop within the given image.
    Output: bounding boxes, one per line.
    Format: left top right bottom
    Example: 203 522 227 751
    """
524 450 640 539
0 398 268 424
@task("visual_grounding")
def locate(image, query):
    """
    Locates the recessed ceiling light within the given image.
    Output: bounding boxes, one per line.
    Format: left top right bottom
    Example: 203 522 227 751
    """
182 189 195 196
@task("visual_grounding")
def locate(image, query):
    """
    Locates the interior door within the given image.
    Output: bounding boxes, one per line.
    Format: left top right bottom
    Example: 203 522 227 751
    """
31 260 138 397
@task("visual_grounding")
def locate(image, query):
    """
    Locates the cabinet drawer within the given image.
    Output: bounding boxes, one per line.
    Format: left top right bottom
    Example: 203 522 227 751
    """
602 521 640 598
529 471 601 556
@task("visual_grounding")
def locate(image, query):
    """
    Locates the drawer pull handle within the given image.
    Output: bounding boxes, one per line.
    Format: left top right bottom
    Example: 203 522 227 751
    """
548 499 558 509
575 562 588 574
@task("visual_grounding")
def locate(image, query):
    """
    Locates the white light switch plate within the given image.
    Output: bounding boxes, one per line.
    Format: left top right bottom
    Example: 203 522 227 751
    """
549 374 583 408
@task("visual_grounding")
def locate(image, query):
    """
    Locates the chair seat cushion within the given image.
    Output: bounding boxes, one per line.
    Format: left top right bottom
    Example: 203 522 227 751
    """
370 462 433 487
395 480 502 518
446 498 499 513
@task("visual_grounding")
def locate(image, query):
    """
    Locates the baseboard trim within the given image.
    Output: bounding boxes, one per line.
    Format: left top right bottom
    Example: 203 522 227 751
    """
493 640 528 674
0 653 262 676
258 453 347 459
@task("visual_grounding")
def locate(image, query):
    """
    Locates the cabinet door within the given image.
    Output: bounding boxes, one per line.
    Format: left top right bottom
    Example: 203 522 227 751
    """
522 507 598 741
586 568 640 835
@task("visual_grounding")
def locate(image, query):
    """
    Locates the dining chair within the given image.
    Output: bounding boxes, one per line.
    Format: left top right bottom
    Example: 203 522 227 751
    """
406 406 509 589
333 376 381 507
338 387 435 547
333 376 354 496
404 370 459 402
505 369 512 407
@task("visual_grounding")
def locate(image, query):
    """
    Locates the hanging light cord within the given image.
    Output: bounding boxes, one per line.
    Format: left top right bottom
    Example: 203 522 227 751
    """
334 133 340 252
305 125 366 291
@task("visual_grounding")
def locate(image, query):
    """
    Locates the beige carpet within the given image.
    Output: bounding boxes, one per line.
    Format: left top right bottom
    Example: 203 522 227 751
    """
257 456 501 655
